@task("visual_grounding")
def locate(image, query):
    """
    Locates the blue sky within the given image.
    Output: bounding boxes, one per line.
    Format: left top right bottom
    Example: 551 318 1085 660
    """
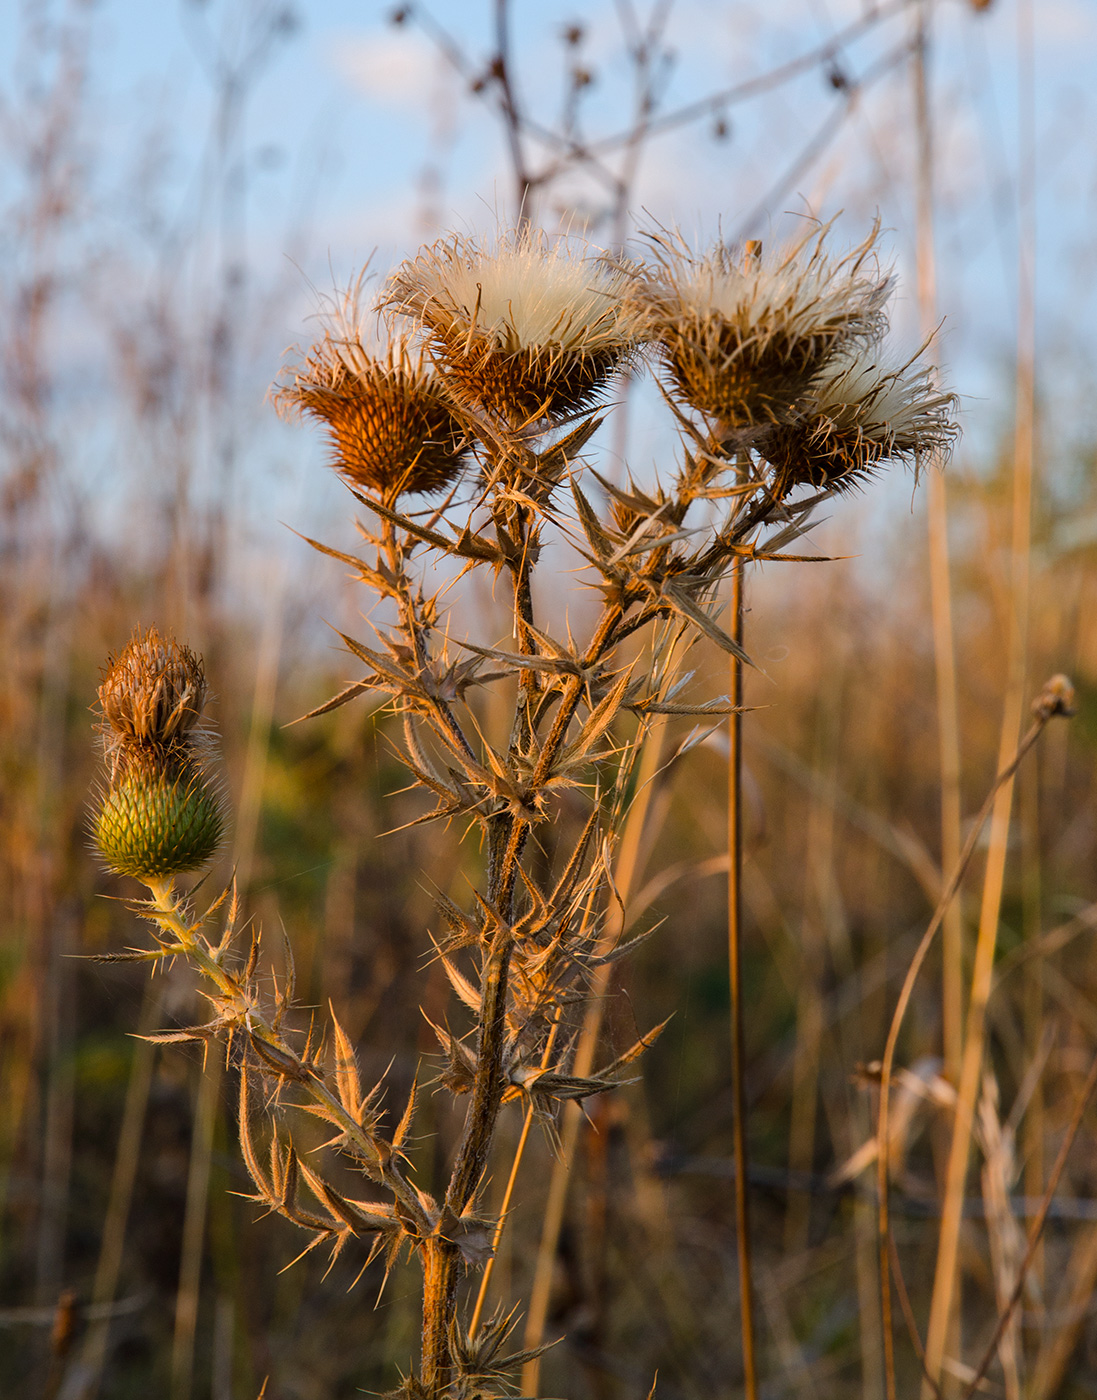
3 0 1096 568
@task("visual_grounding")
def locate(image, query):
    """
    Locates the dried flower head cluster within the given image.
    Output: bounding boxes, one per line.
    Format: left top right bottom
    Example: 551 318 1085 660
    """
93 628 224 879
634 221 892 433
385 228 643 429
276 330 471 498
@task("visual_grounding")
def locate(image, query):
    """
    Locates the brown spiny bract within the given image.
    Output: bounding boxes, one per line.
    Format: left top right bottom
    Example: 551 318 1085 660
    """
97 627 208 779
277 336 471 497
384 229 644 430
757 346 959 499
632 221 891 433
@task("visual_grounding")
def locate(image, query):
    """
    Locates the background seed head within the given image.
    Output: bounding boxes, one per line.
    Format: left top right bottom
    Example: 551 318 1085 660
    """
94 763 225 880
384 229 644 429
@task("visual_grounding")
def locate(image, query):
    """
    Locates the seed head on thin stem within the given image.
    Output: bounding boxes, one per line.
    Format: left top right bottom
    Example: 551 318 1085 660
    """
384 228 644 430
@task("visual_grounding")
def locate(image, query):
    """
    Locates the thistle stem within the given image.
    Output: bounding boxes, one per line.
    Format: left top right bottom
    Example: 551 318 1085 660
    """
727 553 759 1400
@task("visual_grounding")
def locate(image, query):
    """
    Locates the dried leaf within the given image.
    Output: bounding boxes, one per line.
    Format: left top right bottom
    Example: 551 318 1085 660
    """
660 580 752 666
330 1006 362 1120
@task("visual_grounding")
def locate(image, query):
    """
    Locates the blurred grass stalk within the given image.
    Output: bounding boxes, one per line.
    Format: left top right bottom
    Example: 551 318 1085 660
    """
921 0 1036 1392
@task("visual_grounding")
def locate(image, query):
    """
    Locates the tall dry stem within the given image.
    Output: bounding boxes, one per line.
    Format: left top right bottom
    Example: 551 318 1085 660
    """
920 1 1035 1389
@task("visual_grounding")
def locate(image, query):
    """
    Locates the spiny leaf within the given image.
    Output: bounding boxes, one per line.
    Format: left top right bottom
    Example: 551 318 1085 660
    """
295 1156 362 1234
569 669 633 761
355 493 459 553
238 1064 272 1199
630 696 739 716
569 477 615 563
330 1006 362 1120
392 1073 419 1154
595 1016 673 1079
534 413 605 479
289 680 374 724
293 531 397 594
440 955 482 1013
339 632 419 689
659 580 752 666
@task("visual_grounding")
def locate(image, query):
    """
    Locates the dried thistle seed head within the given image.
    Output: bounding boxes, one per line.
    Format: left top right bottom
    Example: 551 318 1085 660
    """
757 346 959 498
384 228 643 429
276 334 471 497
94 761 225 879
633 221 891 431
98 627 207 763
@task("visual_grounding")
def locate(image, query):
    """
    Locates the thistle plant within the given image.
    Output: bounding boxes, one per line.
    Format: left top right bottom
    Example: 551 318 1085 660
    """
93 222 957 1398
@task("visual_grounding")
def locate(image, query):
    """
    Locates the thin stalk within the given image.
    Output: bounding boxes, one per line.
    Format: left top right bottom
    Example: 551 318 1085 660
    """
1020 758 1045 1307
727 549 758 1400
913 0 964 1090
920 0 1035 1387
170 1053 222 1400
877 705 1059 1400
914 4 964 1386
67 981 162 1400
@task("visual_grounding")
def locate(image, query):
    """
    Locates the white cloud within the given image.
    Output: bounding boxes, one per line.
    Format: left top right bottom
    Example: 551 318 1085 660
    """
330 28 433 109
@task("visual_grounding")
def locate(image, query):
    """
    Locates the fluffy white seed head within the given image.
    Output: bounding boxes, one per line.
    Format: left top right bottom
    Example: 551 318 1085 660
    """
633 220 892 431
385 229 644 428
759 343 960 497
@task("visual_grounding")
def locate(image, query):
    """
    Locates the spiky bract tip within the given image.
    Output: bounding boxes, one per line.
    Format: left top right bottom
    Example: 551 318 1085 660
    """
384 228 644 430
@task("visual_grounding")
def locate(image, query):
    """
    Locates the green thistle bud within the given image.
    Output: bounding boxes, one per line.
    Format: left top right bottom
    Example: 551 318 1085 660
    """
92 626 227 882
94 764 225 880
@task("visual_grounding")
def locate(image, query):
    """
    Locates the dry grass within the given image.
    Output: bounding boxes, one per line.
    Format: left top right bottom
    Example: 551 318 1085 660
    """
6 4 1097 1400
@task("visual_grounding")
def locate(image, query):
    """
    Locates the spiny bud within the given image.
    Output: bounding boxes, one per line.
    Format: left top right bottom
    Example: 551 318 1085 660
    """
93 627 226 881
95 763 225 879
276 334 471 499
